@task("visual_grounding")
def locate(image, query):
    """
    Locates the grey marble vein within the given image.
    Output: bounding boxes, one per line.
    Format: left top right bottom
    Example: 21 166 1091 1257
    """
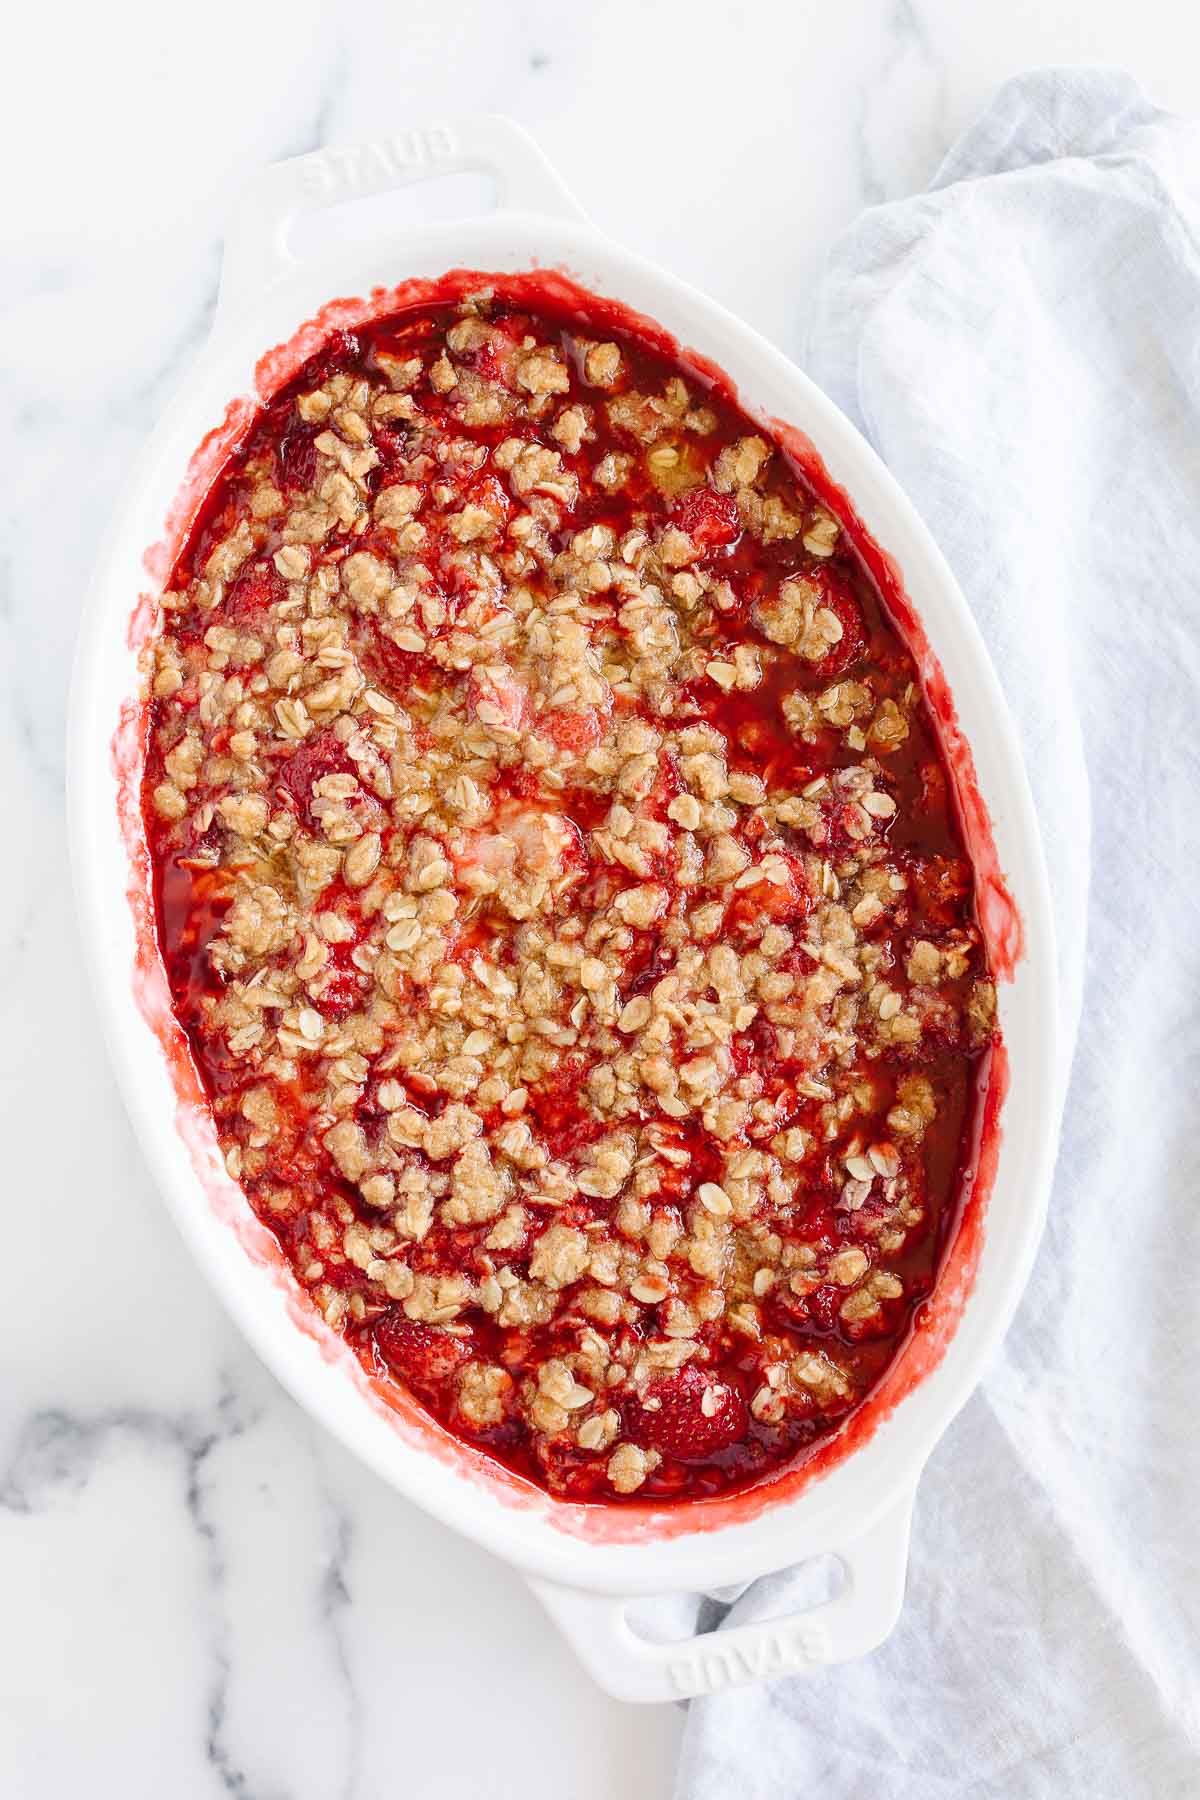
853 0 951 206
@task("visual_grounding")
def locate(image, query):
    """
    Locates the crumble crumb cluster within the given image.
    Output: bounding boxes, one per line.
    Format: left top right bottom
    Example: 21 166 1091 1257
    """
143 282 997 1503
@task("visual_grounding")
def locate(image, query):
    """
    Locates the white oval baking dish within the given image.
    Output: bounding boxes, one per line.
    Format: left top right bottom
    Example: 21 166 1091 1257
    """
68 116 1059 1704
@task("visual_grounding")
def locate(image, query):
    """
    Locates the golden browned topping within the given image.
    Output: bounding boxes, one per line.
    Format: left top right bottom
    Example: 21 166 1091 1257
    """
143 283 996 1503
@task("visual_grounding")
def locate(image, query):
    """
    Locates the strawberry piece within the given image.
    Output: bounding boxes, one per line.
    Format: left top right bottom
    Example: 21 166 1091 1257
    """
539 708 606 755
179 812 223 864
375 1313 471 1397
295 329 361 390
808 569 867 676
525 1055 606 1159
276 729 355 822
360 623 433 699
276 424 319 492
226 558 286 627
314 966 365 1022
373 425 414 483
908 852 972 927
672 485 741 551
475 342 506 385
803 1283 842 1335
726 851 810 931
626 1365 748 1461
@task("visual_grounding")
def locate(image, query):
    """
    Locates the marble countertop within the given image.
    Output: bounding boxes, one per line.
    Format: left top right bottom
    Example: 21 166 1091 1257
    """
2 3 1196 1795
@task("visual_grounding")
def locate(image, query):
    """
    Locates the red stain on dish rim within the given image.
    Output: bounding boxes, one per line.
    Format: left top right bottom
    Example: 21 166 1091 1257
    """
113 265 1021 1547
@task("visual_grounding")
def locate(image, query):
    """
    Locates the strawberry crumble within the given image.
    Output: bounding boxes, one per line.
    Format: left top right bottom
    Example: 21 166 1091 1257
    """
141 276 999 1503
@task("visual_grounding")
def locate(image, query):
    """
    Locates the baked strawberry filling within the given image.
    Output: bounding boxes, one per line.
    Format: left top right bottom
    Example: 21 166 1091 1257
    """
142 279 998 1503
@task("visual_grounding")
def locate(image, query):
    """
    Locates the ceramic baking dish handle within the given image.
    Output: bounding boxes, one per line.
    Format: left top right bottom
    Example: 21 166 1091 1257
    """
527 1486 914 1704
216 115 587 330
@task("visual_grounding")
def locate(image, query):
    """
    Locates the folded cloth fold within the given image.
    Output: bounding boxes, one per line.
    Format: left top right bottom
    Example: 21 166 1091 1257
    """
675 67 1200 1800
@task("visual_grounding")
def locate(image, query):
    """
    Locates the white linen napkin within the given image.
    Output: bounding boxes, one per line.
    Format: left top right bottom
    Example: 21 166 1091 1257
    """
675 68 1200 1799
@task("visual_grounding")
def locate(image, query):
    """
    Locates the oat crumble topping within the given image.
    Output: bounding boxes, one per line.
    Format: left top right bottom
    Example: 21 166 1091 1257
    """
142 280 998 1502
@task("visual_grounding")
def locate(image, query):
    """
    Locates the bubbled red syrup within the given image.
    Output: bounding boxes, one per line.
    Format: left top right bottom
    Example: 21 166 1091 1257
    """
114 267 1019 1543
